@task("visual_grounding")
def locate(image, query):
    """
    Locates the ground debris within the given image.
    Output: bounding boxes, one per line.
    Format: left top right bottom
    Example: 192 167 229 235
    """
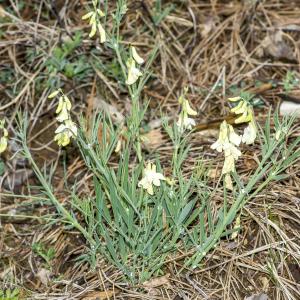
143 274 170 288
82 290 119 300
245 293 268 300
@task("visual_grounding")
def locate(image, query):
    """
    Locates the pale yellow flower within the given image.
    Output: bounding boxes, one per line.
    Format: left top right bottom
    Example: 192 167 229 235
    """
82 9 106 43
231 215 241 239
54 131 71 147
56 96 72 122
181 99 197 116
211 121 241 153
224 143 241 161
0 136 7 153
48 89 61 99
231 100 246 115
177 88 197 132
222 154 235 174
211 121 228 152
138 162 165 195
275 129 281 141
96 9 105 17
82 11 94 20
178 91 197 116
54 120 77 147
131 46 144 65
89 21 97 38
235 107 253 124
211 120 242 189
228 96 242 102
230 98 253 124
165 177 176 186
221 143 241 176
224 173 233 190
115 139 122 153
0 120 8 154
229 96 257 143
97 23 106 43
126 58 143 85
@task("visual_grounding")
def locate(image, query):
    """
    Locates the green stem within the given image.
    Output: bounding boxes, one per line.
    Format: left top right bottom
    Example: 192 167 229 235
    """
24 146 95 246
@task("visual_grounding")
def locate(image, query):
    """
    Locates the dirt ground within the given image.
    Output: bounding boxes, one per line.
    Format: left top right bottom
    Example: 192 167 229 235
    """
0 1 300 299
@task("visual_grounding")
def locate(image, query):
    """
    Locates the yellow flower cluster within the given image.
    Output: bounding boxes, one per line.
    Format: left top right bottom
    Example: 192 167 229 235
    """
176 87 197 132
82 0 106 43
0 119 8 154
211 96 258 189
211 120 241 189
126 46 144 85
48 89 77 147
228 96 257 145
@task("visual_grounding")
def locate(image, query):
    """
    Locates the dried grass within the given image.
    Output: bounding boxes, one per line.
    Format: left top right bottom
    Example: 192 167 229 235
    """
0 0 299 299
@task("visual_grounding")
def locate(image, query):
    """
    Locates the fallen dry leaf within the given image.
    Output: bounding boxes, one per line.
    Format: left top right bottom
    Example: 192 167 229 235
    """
280 101 300 116
2 169 33 191
200 17 216 38
207 168 221 179
36 268 51 286
278 90 300 104
165 15 193 27
97 122 111 145
243 156 258 171
142 129 165 151
93 97 124 125
245 293 268 300
259 276 269 291
82 290 119 300
143 274 170 288
258 31 295 61
0 5 5 18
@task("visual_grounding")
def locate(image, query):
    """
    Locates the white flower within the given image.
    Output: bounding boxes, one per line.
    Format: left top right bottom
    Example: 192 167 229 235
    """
211 121 228 152
138 162 165 195
126 58 143 85
54 120 77 147
211 122 241 155
176 114 196 132
228 124 242 146
224 142 241 161
242 121 257 145
211 121 241 153
131 46 144 65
